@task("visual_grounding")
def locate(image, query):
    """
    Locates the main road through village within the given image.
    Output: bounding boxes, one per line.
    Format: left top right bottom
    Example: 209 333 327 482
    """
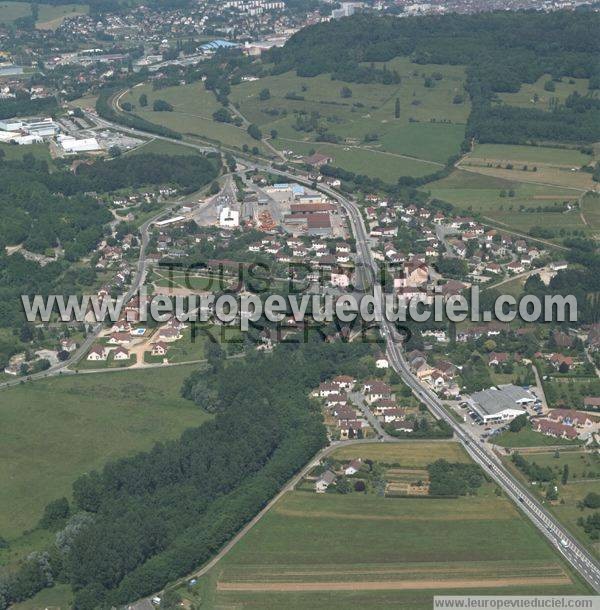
10 104 600 596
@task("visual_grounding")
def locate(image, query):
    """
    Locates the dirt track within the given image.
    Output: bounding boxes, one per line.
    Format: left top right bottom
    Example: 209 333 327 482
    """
218 576 571 592
274 508 514 521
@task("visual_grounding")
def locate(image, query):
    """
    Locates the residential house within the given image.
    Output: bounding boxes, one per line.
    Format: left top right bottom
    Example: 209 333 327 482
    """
151 341 169 356
315 470 336 493
344 459 362 475
375 353 389 368
534 419 578 440
362 380 392 404
87 345 108 361
113 346 130 360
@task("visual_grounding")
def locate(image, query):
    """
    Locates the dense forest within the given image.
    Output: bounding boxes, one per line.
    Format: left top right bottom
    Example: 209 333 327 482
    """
0 154 111 259
0 341 373 609
268 11 600 145
0 96 58 120
0 152 219 257
76 152 221 194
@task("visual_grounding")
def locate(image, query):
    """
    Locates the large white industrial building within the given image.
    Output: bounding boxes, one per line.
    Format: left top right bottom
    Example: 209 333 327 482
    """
58 135 101 153
219 207 240 228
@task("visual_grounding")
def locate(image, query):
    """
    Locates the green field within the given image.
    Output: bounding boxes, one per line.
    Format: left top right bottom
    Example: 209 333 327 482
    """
275 138 438 182
552 481 600 558
120 82 269 154
225 59 470 179
0 0 30 23
498 75 591 110
36 2 87 29
182 441 589 609
11 584 74 610
128 138 201 157
524 450 600 480
469 143 592 167
0 1 87 27
121 58 471 180
331 440 470 467
427 169 592 235
0 142 51 162
0 365 209 538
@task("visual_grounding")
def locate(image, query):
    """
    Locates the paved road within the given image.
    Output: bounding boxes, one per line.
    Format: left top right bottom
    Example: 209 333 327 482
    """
82 111 600 594
337 183 600 592
349 391 393 440
0 191 183 391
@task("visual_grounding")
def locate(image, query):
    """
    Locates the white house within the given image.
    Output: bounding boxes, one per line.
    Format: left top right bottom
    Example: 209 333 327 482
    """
113 346 130 360
315 470 336 493
87 346 108 361
375 353 389 369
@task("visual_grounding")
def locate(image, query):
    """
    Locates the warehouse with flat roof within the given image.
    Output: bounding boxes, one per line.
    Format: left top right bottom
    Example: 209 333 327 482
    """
466 384 534 423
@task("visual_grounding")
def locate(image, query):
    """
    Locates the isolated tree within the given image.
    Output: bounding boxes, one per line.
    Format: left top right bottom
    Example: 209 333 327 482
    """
152 99 173 112
394 97 400 118
562 464 569 485
340 86 352 98
509 414 527 433
258 88 270 101
247 123 262 140
139 93 148 107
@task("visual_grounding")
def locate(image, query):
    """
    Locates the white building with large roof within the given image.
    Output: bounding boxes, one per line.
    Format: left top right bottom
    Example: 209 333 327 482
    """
466 384 535 423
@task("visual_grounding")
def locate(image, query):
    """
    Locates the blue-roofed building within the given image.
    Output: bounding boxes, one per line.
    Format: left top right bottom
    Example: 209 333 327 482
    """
200 40 238 52
292 184 305 197
272 183 291 190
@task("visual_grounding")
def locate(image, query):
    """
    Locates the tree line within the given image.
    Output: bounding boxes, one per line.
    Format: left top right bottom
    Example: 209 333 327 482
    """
0 340 373 609
267 11 600 147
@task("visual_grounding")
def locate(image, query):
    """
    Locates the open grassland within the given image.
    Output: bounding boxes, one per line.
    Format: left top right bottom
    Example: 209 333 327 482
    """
228 59 469 178
35 2 87 29
524 450 600 480
274 138 437 182
498 75 591 110
469 143 593 167
581 192 600 238
458 143 596 192
0 142 51 162
181 443 589 608
120 82 269 154
331 440 470 467
0 0 29 23
11 584 74 610
0 365 209 538
427 169 595 236
187 487 587 608
128 138 200 157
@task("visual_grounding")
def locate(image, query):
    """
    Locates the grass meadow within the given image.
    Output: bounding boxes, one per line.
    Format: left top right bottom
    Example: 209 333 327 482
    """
426 169 594 236
178 443 590 608
497 75 591 110
120 82 270 154
0 365 208 540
